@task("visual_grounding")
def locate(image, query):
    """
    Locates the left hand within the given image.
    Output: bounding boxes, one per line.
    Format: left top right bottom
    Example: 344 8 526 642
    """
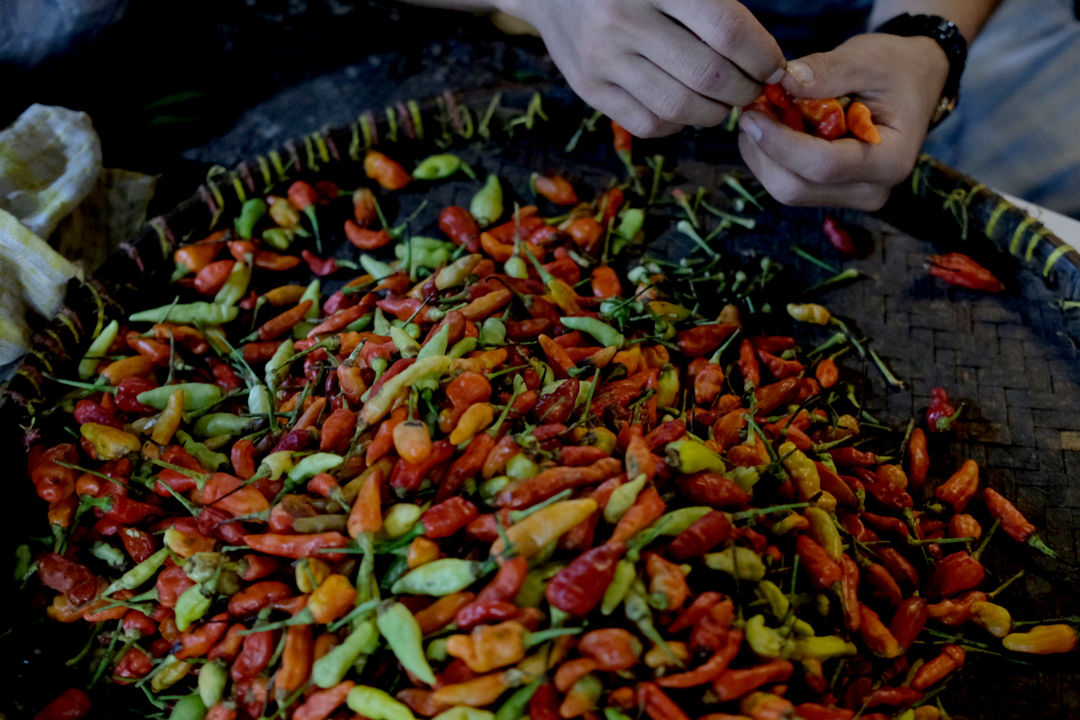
737 33 949 211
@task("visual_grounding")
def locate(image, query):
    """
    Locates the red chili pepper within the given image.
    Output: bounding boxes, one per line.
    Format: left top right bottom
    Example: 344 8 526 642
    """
982 487 1036 542
754 377 801 415
37 553 97 606
927 551 985 599
242 532 351 561
911 645 966 690
345 221 393 251
838 554 861 633
829 447 877 467
928 253 1005 292
176 613 230 659
678 472 750 509
639 682 691 720
669 510 733 559
301 250 341 276
889 596 928 653
756 348 803 379
676 323 739 359
907 427 929 488
935 459 979 512
33 688 92 720
611 486 666 543
711 659 794 701
534 173 579 205
390 440 455 493
927 387 961 432
529 681 562 720
863 686 923 709
690 598 735 651
796 534 843 589
421 497 479 539
532 378 580 425
545 541 625 616
230 628 278 682
862 560 903 606
823 215 855 254
439 206 481 252
611 120 633 156
496 457 622 510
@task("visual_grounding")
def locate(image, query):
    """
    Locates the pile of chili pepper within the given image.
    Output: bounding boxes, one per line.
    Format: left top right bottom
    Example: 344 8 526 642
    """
745 84 882 144
21 126 1075 720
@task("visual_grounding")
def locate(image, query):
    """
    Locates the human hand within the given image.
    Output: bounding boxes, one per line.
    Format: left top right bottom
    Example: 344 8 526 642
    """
504 0 785 137
737 33 949 210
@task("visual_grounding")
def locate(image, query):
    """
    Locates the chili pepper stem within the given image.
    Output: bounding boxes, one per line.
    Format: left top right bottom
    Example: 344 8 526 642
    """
1026 533 1058 558
972 519 1000 561
988 569 1026 598
790 245 839 274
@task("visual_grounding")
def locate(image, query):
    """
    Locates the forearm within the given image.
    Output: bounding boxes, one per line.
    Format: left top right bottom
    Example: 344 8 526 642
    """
869 0 1001 43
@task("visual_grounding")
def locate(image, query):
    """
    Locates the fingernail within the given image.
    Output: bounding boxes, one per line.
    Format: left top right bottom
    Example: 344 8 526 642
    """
766 66 786 85
740 115 763 143
786 60 813 84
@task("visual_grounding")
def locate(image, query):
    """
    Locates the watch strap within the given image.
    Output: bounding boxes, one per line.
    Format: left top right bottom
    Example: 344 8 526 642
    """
874 13 967 128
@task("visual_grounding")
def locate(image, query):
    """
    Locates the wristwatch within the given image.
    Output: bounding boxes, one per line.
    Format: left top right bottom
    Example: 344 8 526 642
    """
874 13 968 129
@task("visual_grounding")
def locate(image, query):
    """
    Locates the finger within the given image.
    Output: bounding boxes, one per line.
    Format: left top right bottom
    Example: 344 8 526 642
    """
738 130 889 211
631 14 762 107
612 55 733 128
741 110 908 186
585 81 684 139
654 0 786 84
780 42 874 100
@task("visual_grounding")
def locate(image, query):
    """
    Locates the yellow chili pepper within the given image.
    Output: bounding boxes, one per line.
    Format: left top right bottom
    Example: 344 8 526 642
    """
309 574 357 624
1002 624 1077 654
656 364 680 408
449 402 495 445
970 601 1012 638
150 388 185 446
704 546 766 581
644 641 689 668
665 439 726 474
407 536 441 569
150 655 192 692
446 620 527 673
804 507 843 563
779 441 821 501
295 558 332 593
787 303 831 325
80 423 141 460
490 499 598 558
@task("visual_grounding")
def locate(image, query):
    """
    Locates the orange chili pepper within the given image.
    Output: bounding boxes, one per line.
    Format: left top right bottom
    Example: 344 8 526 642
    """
846 101 882 144
364 150 410 191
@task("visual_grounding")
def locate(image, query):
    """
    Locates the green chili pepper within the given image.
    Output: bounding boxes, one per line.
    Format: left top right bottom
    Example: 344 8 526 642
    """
435 707 496 720
287 453 343 484
265 338 295 391
390 558 484 596
494 678 542 720
625 580 680 664
505 453 539 480
665 438 726 474
515 564 562 609
248 384 272 416
560 316 626 349
435 254 482 290
262 227 294 251
197 660 227 708
103 547 169 595
174 584 212 632
605 709 634 720
192 412 250 438
604 474 647 524
745 614 786 658
417 322 451 360
235 198 267 239
601 559 636 616
360 254 395 280
448 337 477 359
377 601 436 684
91 541 126 570
168 692 207 720
504 256 528 280
616 208 645 244
129 302 238 326
426 637 448 662
756 580 790 619
470 175 503 227
214 262 251 307
312 619 379 688
391 326 421 358
299 279 322 319
79 319 119 380
137 383 222 412
626 507 713 559
704 546 767 581
413 154 462 180
729 465 760 492
347 686 416 720
790 635 857 661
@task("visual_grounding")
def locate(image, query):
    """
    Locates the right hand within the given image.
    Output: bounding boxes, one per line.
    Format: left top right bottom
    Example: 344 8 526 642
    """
504 0 786 137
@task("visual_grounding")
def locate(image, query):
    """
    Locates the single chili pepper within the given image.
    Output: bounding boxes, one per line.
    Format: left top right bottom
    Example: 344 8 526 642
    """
668 510 733 559
439 207 481 252
858 603 902 658
927 551 985 599
982 487 1037 543
496 458 621 510
815 356 840 389
711 659 794 702
927 387 962 432
421 497 479 539
546 540 625 616
846 101 881 143
928 252 1005 292
877 547 920 588
293 681 354 720
638 681 690 720
888 596 928 652
911 645 966 690
612 486 666 543
533 172 578 205
242 532 350 560
822 215 856 254
226 581 289 617
796 534 843 589
935 459 979 512
969 600 1013 637
907 427 929 488
364 150 410 191
1002 624 1077 654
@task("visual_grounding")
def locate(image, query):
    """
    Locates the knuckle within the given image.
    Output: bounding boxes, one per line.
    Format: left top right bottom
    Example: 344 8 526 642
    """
767 177 808 207
657 89 696 124
707 7 745 55
593 0 625 30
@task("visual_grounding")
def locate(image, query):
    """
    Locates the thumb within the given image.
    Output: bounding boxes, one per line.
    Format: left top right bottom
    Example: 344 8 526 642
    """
779 45 865 100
